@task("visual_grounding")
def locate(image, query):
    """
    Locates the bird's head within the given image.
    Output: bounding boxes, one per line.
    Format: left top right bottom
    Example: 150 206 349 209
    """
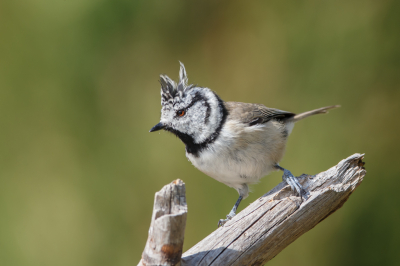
150 62 227 147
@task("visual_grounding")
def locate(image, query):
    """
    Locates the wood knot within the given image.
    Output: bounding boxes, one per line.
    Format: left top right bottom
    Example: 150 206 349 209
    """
161 244 182 263
173 179 183 185
357 159 365 169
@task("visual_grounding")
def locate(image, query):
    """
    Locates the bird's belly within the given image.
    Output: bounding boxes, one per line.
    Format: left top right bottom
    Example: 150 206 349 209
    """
186 145 277 189
186 121 287 189
188 151 274 187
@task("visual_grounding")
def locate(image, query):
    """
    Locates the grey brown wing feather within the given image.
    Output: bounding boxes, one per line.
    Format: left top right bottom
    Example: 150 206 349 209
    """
224 102 295 126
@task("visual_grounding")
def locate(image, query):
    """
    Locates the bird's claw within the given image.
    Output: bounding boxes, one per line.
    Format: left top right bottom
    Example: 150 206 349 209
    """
218 219 227 227
218 212 235 227
282 169 307 199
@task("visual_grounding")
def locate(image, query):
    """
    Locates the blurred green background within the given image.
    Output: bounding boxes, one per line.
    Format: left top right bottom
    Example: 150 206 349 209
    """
1 0 399 265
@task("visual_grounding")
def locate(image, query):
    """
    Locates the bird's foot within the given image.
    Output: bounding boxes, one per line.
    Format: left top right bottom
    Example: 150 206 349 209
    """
282 169 307 199
218 211 236 227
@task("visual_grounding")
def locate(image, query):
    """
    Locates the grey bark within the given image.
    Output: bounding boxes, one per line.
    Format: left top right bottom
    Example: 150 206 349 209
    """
139 153 366 266
138 179 187 266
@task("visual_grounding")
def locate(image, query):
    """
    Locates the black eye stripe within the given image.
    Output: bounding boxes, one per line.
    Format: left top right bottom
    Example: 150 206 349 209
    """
174 92 210 122
185 91 204 109
172 91 204 110
173 91 206 112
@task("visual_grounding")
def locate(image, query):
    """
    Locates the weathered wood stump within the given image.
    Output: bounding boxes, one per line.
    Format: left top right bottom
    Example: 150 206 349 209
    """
139 153 366 266
138 179 187 266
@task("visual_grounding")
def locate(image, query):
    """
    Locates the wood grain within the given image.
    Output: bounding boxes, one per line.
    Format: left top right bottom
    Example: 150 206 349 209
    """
138 179 187 266
138 153 365 266
181 153 365 266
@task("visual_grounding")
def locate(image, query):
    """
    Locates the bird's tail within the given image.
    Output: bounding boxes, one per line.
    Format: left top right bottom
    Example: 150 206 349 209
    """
291 105 340 122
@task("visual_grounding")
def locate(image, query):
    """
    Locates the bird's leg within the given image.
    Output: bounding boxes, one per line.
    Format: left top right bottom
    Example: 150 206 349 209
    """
218 195 243 227
275 164 307 199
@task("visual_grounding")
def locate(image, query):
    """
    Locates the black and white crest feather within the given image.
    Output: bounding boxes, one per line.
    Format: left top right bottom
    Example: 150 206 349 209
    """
160 62 193 103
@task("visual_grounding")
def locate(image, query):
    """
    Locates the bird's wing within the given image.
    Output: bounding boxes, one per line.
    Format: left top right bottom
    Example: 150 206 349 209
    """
224 102 295 126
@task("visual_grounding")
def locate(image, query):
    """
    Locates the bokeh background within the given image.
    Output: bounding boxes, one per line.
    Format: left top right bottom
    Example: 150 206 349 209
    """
1 0 400 265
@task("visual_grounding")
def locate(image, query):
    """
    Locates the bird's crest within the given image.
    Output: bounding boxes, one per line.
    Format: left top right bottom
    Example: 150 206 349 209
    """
160 62 193 104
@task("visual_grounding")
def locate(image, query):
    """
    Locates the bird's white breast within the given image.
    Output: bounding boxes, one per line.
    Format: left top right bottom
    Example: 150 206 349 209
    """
186 120 289 194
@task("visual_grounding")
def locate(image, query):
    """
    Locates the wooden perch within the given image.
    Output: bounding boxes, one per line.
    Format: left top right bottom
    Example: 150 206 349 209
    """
139 153 366 266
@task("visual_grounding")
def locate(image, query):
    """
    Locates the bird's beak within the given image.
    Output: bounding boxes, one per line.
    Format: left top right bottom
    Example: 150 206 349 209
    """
149 122 165 132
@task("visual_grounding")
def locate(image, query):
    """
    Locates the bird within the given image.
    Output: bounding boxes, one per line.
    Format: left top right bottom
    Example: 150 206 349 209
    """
149 62 340 226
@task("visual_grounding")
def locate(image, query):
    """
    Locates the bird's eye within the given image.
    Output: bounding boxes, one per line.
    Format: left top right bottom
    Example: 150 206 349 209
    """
177 109 186 117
